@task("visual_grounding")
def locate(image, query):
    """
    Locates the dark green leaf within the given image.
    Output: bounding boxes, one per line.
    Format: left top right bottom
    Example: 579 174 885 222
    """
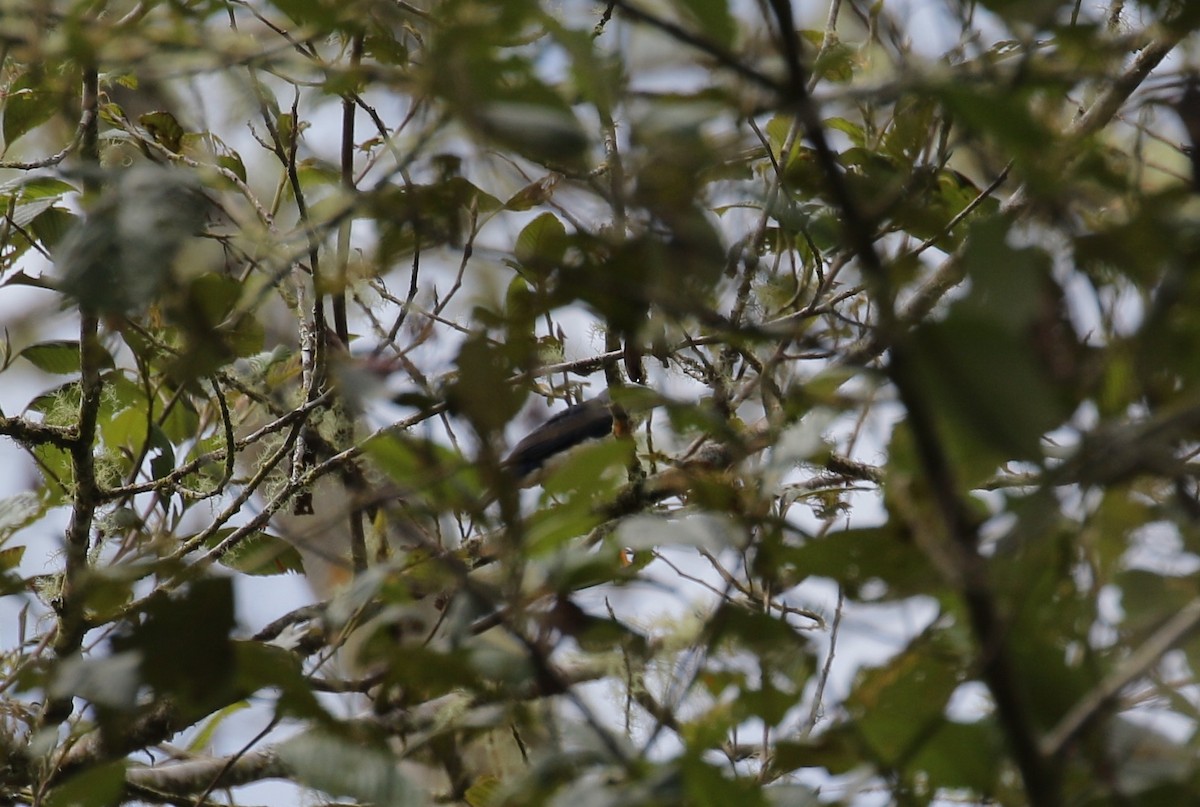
111 577 236 710
44 760 125 807
278 730 425 807
514 211 567 269
782 523 937 599
801 30 855 82
139 110 186 153
938 83 1057 162
770 730 863 777
233 641 326 718
216 150 248 183
2 71 59 147
679 755 768 807
474 102 588 165
907 719 1004 793
20 340 82 374
672 0 735 49
28 206 77 250
846 629 965 765
905 216 1072 468
446 334 527 436
57 165 208 316
365 432 484 508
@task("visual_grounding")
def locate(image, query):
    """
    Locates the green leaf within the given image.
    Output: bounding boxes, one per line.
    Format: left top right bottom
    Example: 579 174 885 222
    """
20 340 82 374
139 110 186 153
216 150 248 183
474 101 588 166
881 96 937 163
2 71 59 148
825 116 865 146
28 206 76 250
365 433 484 508
672 0 735 49
524 500 605 556
203 528 305 576
371 177 501 261
31 443 71 504
846 629 965 765
186 701 250 753
0 175 77 202
0 546 25 572
446 334 527 436
57 165 208 316
20 340 115 376
905 215 1071 468
103 406 149 453
148 424 176 481
190 272 242 323
909 316 1063 461
278 730 425 807
111 577 236 710
44 760 125 807
770 731 862 777
938 83 1056 165
679 755 768 807
706 605 810 667
233 641 325 718
801 30 855 82
0 492 45 543
680 700 739 752
907 718 1004 794
537 539 630 594
782 523 937 599
364 26 409 66
464 776 501 807
540 438 632 499
514 212 567 269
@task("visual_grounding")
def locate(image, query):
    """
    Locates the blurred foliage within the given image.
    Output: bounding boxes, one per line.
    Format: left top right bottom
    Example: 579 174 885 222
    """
0 1 1199 806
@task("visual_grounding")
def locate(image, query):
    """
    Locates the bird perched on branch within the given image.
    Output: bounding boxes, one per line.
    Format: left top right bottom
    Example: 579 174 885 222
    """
229 367 666 800
503 384 660 484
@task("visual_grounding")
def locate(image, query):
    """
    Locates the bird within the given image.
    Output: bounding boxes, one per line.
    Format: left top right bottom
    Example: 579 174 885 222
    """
233 358 658 593
502 385 659 483
233 373 661 798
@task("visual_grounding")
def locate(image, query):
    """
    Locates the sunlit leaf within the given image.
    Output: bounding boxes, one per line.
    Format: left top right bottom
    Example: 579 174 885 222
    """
139 110 186 153
185 701 251 753
202 528 305 576
0 546 25 572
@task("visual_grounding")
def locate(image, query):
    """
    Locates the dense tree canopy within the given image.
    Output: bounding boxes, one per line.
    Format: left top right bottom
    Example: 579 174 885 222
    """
3 0 1200 805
